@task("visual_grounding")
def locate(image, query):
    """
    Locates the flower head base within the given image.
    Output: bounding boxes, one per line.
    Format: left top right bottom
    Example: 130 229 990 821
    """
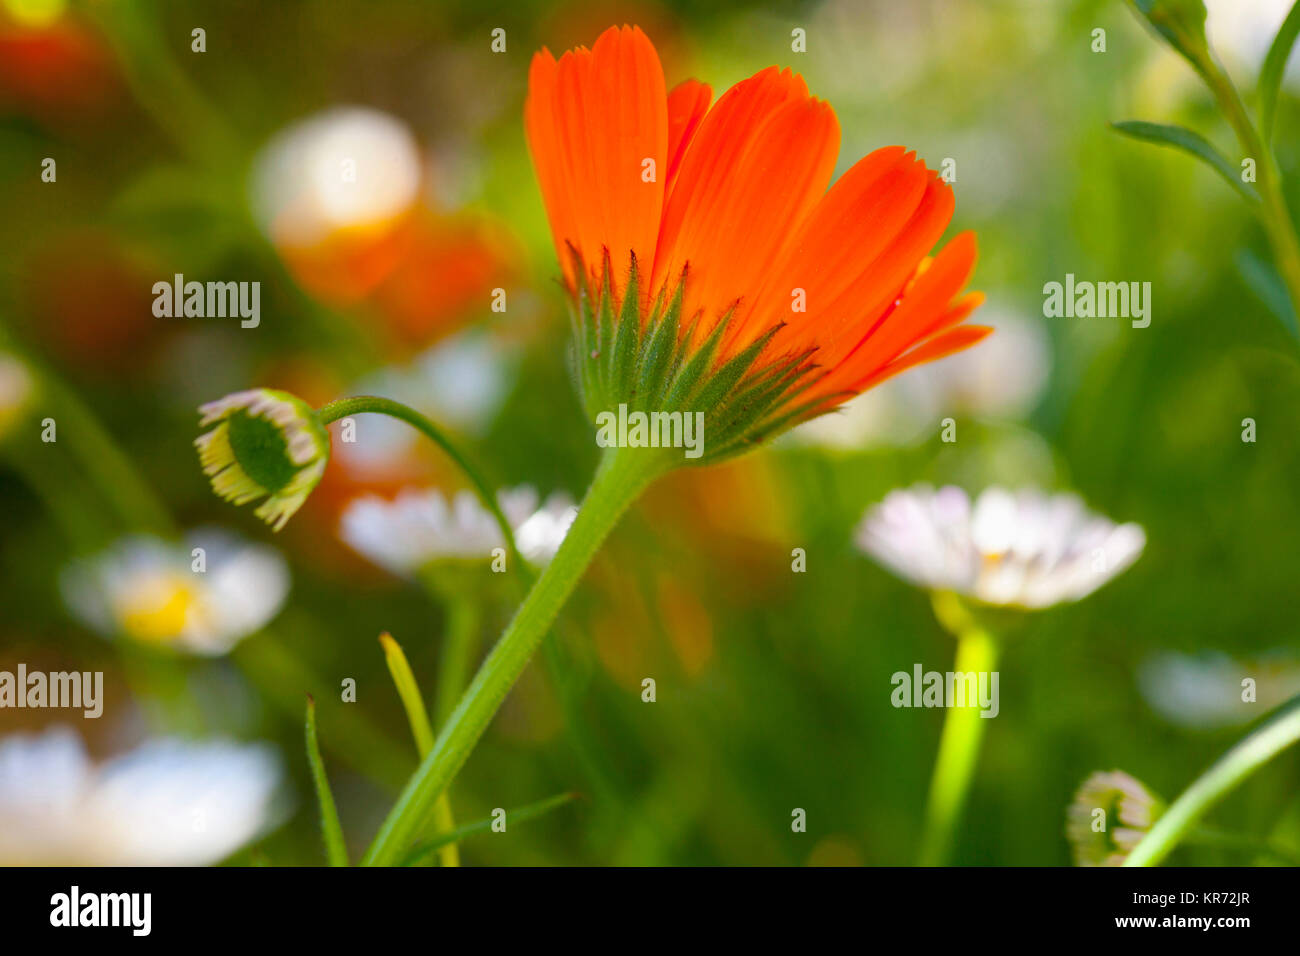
1067 770 1163 867
195 389 329 531
526 26 989 463
856 485 1146 610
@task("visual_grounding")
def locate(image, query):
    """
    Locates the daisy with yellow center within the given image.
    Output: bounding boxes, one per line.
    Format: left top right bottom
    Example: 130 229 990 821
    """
60 530 289 655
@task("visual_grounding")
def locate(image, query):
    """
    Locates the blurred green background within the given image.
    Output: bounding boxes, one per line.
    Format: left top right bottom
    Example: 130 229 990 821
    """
2 0 1299 865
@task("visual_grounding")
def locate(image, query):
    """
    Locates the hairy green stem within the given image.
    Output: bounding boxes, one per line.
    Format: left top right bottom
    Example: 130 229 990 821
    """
917 625 1000 866
362 447 666 865
1124 694 1300 867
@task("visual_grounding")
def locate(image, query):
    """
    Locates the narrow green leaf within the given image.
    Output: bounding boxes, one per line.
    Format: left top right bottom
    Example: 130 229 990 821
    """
398 792 580 867
1236 248 1300 339
305 695 349 867
379 632 434 757
1259 0 1300 142
1111 120 1260 203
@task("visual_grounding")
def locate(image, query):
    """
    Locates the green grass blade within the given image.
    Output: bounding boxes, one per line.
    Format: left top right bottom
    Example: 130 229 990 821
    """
305 695 349 866
398 792 581 866
379 632 434 757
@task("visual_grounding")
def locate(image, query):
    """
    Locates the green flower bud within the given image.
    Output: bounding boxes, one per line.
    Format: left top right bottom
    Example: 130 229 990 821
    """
1067 770 1164 867
195 388 329 531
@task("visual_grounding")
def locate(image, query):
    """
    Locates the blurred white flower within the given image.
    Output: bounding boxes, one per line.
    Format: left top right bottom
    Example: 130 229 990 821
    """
792 309 1049 450
1139 651 1300 730
250 106 421 246
0 351 35 441
60 529 289 655
1206 0 1300 85
340 486 576 574
0 726 282 866
856 485 1145 609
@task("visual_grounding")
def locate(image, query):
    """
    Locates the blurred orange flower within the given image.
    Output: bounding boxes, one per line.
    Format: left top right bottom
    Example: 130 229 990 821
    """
252 107 516 355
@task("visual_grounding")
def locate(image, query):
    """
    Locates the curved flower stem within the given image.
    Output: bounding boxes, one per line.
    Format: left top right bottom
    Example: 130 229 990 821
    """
917 625 1000 866
317 396 525 571
362 446 665 865
1124 693 1300 867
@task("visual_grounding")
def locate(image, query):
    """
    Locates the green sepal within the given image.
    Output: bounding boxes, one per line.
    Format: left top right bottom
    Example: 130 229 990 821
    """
661 305 734 412
609 253 643 406
569 250 833 465
632 281 679 411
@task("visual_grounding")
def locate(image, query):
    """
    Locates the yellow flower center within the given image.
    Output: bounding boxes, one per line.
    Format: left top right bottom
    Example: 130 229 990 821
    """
114 573 198 643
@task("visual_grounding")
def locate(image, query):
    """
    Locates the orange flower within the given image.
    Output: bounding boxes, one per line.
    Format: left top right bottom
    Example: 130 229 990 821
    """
525 25 989 461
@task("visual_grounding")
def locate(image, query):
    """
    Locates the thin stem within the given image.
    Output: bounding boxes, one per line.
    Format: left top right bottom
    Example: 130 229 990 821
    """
1197 53 1300 326
1124 693 1300 867
362 446 667 865
917 625 1000 866
305 696 349 866
317 396 525 572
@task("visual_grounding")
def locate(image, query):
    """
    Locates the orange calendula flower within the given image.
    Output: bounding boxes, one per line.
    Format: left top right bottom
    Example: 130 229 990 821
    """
526 25 989 463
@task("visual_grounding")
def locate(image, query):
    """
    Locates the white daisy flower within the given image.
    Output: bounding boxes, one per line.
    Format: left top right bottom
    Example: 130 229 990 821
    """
250 106 422 247
1139 651 1300 730
1205 0 1300 85
60 528 289 655
340 486 576 575
855 485 1146 609
0 726 283 866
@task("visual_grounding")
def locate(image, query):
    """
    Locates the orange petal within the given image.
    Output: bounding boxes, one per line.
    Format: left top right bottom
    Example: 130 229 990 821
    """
525 25 667 294
842 230 979 378
665 78 712 194
853 323 993 394
732 146 933 358
653 69 839 346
